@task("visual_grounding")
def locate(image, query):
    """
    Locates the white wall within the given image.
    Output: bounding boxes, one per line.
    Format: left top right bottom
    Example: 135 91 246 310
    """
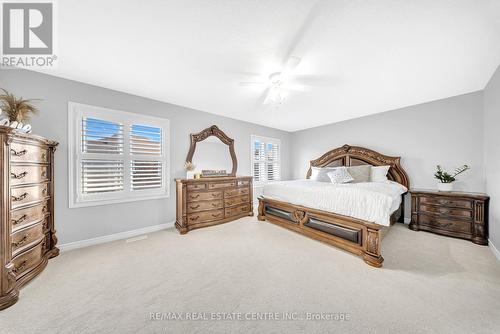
0 70 291 244
484 64 500 251
290 92 485 218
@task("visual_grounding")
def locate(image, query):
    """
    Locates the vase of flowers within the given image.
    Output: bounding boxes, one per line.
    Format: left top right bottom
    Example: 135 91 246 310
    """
184 161 196 179
0 88 39 133
434 165 470 191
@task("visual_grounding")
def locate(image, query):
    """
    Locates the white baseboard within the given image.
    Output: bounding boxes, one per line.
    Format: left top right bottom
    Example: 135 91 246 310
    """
59 221 175 252
489 239 500 262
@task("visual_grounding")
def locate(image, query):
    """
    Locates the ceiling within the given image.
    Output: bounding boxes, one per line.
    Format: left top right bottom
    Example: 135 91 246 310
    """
36 0 500 131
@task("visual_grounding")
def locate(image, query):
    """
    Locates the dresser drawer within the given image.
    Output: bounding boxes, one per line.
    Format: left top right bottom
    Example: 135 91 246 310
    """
224 195 249 207
418 214 471 234
11 240 45 279
237 180 250 187
225 204 250 217
187 209 224 224
224 187 249 198
187 190 222 202
187 183 206 191
11 183 50 209
11 201 49 232
208 181 236 189
11 222 45 256
419 196 472 209
10 165 49 186
187 200 223 213
419 204 472 220
10 142 49 163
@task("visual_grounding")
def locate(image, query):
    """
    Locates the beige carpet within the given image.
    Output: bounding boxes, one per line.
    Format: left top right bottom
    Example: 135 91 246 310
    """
1 217 500 334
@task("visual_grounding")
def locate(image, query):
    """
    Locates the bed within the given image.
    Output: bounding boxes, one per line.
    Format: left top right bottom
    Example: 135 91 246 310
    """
257 145 410 267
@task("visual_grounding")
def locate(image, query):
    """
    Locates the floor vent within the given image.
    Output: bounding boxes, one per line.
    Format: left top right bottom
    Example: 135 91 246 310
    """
125 235 148 243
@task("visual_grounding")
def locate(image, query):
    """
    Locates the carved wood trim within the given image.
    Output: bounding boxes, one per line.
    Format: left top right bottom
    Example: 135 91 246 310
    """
185 125 237 177
306 144 410 189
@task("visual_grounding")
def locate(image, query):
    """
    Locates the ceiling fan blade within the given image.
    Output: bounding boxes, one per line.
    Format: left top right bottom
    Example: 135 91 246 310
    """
284 56 301 71
262 87 286 106
290 75 338 87
238 81 267 86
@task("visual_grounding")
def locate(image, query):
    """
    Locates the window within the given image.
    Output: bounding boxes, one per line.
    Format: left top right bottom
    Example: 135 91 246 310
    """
68 102 170 208
251 135 281 184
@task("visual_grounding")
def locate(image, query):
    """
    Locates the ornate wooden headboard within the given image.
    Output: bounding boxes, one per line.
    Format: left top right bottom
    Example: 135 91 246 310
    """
306 145 410 189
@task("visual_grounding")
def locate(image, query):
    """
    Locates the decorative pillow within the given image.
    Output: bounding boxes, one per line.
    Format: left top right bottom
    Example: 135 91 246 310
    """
327 167 354 184
370 165 391 182
310 166 336 182
346 165 371 183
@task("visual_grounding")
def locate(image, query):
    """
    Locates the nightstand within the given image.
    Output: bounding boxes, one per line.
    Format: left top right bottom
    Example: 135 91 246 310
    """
409 189 489 245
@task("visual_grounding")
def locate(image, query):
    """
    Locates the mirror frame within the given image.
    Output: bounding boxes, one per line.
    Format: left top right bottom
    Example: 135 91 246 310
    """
186 125 237 176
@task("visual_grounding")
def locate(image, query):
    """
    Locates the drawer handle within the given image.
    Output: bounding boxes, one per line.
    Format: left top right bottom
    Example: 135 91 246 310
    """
41 152 47 160
42 205 48 213
439 208 451 214
42 188 47 195
13 260 27 274
11 171 28 179
212 213 221 218
190 194 200 199
12 214 27 226
211 203 219 207
11 149 27 156
12 234 30 247
12 192 28 202
227 201 233 206
190 204 200 209
211 193 219 197
41 170 47 178
190 215 200 221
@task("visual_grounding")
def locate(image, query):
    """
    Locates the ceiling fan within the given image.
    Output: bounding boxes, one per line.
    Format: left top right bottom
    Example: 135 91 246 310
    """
238 56 303 107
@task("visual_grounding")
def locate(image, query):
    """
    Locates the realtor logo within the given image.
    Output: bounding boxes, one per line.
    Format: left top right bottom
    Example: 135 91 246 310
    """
1 1 56 68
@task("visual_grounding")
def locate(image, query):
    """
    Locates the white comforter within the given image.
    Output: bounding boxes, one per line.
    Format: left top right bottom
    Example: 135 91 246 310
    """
262 180 407 226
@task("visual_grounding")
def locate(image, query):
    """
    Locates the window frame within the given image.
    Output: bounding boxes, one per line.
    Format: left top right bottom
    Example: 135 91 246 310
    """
68 102 170 208
250 135 281 185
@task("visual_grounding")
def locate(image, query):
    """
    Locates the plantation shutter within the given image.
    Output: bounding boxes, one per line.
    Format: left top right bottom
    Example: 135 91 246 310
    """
253 139 266 182
130 124 163 191
70 102 170 208
266 142 280 181
251 136 281 184
81 118 124 194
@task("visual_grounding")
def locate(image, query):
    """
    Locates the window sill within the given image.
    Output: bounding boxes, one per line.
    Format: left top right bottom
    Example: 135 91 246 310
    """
69 193 170 209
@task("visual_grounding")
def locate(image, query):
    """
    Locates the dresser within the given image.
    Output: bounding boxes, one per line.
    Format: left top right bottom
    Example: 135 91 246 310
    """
175 176 253 234
0 126 58 310
409 189 489 245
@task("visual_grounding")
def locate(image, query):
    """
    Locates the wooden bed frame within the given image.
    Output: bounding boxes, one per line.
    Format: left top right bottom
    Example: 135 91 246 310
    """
257 145 410 267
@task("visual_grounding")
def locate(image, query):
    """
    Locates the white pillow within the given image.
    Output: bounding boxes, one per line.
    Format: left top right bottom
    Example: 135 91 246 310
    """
346 165 371 183
327 167 354 184
370 165 391 182
310 166 337 182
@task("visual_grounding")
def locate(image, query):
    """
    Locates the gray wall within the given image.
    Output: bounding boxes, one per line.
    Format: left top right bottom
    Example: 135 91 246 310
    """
290 92 486 219
484 64 500 250
0 70 291 244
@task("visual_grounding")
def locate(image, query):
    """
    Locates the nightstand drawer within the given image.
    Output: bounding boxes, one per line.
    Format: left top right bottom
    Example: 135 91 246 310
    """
418 214 471 234
419 204 472 220
419 196 472 209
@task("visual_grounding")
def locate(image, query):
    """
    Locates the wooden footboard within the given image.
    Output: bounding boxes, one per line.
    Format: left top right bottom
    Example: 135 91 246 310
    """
258 197 384 267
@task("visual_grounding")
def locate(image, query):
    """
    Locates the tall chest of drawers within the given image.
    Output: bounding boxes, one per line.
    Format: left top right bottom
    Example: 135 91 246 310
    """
0 126 58 310
409 189 489 245
175 176 253 234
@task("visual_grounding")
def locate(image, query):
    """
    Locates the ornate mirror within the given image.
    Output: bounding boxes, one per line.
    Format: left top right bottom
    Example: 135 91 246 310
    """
186 125 237 176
